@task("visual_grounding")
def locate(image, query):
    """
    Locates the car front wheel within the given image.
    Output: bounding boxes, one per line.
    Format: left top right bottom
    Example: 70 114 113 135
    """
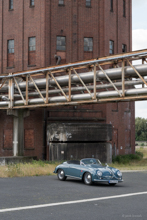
84 172 92 185
57 169 66 181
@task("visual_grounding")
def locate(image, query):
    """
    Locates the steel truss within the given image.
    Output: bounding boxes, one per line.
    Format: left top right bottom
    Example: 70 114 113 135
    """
1 49 147 109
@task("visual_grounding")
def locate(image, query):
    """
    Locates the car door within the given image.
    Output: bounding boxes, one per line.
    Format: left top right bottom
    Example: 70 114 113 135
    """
67 164 82 178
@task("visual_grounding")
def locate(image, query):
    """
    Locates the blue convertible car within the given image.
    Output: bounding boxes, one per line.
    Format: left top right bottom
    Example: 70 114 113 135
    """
54 158 123 185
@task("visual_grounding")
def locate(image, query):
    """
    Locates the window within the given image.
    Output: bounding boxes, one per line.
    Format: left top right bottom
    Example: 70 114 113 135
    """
122 44 127 53
59 0 64 5
109 40 114 54
30 0 35 7
110 0 113 12
84 38 93 52
29 37 36 51
86 0 91 7
56 36 66 51
8 40 14 54
28 37 36 66
7 39 14 67
9 0 13 10
123 0 126 17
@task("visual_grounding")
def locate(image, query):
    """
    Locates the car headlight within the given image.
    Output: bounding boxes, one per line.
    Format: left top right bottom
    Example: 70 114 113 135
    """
117 171 122 177
97 170 102 176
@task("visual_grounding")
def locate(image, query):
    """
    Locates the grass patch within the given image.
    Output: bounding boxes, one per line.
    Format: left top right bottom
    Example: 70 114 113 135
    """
0 148 147 178
111 148 147 170
0 160 60 178
112 151 143 164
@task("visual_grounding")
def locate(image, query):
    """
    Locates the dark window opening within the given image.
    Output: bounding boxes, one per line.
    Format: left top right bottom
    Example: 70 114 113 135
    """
86 0 91 7
109 40 114 55
123 0 126 17
110 0 113 12
84 38 93 52
9 0 13 10
122 44 127 53
30 0 35 7
56 36 66 51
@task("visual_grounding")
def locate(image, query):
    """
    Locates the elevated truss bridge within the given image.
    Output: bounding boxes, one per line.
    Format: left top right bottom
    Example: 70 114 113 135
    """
1 49 147 110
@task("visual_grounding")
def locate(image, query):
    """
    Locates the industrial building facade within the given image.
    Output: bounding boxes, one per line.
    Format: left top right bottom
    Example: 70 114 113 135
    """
0 0 134 161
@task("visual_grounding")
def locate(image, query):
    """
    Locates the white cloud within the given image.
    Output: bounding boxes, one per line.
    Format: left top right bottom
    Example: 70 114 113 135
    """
135 101 147 118
132 29 147 118
132 0 147 30
132 29 147 51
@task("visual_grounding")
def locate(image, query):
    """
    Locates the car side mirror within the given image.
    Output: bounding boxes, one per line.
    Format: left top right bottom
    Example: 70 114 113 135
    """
80 162 84 166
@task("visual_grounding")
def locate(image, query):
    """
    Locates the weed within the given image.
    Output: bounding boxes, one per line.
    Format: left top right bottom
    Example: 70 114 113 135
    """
7 163 22 177
112 151 143 164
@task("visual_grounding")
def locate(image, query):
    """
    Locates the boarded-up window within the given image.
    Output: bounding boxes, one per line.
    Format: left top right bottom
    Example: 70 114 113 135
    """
3 129 13 149
24 129 34 149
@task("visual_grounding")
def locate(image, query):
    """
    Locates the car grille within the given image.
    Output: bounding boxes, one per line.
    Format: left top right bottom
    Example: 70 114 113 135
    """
102 176 112 179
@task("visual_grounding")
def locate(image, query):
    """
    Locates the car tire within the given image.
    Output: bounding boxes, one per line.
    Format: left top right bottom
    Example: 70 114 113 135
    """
57 169 67 181
84 172 92 185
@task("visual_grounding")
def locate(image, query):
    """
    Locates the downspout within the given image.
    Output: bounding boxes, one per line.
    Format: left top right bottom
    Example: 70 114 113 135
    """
54 54 61 65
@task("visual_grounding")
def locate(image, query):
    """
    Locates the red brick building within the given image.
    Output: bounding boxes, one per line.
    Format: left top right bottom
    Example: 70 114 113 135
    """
0 0 134 161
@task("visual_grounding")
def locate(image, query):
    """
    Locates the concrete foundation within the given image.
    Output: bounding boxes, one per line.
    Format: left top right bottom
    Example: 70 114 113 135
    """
0 156 37 166
47 123 112 163
49 143 112 163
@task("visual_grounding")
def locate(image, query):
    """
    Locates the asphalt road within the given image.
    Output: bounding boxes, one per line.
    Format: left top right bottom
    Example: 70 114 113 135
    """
0 171 147 220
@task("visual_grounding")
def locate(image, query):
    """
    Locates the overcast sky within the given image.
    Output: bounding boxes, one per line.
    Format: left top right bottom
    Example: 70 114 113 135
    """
132 0 147 118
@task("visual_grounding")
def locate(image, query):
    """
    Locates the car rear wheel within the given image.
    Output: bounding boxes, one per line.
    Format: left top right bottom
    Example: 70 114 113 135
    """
57 169 66 181
84 172 92 185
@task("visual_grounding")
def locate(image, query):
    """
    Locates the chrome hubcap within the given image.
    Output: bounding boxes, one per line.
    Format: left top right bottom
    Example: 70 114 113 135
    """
59 170 64 179
85 173 91 184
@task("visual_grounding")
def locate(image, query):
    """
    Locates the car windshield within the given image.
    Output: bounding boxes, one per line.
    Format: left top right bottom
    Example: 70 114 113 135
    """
81 158 101 165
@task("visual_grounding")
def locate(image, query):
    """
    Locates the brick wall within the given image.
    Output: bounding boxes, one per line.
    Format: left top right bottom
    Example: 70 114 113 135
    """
24 109 44 159
0 0 134 159
0 111 13 157
0 0 132 73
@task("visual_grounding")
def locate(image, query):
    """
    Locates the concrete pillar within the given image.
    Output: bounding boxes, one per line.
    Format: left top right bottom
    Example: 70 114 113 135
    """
13 116 18 156
7 109 30 156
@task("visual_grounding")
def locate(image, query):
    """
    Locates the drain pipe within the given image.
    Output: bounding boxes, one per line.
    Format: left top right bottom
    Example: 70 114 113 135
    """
54 54 61 65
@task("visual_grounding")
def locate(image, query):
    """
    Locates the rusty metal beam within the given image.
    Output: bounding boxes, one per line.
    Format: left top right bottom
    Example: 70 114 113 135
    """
30 75 46 103
72 67 93 99
49 71 69 102
122 59 125 97
14 77 26 105
127 60 147 87
97 64 122 97
68 68 71 102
